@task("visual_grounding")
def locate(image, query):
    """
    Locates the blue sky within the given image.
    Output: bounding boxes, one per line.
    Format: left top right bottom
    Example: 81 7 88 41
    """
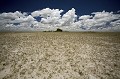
0 0 120 31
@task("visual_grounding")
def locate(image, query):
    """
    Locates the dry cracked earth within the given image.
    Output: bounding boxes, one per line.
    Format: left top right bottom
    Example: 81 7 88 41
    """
0 32 120 79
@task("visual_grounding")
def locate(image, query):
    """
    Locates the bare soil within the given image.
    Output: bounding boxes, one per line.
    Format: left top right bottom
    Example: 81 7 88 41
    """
0 32 120 79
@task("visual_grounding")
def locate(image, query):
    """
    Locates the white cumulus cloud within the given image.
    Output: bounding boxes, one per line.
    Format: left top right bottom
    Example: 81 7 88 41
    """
32 8 63 27
0 8 120 32
79 15 92 20
60 8 77 26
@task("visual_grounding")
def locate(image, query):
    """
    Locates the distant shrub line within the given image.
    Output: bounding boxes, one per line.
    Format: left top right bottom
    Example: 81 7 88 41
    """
43 28 63 32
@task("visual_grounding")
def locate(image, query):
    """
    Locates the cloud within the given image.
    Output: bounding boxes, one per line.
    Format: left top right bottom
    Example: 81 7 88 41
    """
0 11 25 20
32 8 64 28
0 11 36 31
0 11 24 27
32 8 63 18
77 11 120 30
0 8 120 31
92 11 120 30
79 15 92 20
60 8 77 26
17 15 34 22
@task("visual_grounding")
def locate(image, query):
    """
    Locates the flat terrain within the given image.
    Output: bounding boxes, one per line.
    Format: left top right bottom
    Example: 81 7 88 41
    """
0 32 120 79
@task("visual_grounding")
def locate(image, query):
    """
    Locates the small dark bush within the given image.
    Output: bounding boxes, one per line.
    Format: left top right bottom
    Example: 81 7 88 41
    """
56 28 63 32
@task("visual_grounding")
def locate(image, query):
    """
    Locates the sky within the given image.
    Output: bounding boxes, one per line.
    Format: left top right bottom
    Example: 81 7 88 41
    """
0 0 120 32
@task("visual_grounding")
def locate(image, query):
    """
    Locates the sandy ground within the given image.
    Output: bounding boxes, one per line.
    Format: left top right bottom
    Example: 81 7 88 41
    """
0 32 120 79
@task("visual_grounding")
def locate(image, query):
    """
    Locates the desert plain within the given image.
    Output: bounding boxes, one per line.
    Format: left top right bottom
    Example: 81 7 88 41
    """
0 32 120 79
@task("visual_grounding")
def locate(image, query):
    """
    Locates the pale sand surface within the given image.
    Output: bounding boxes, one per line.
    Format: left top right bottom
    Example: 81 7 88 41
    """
0 32 120 79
